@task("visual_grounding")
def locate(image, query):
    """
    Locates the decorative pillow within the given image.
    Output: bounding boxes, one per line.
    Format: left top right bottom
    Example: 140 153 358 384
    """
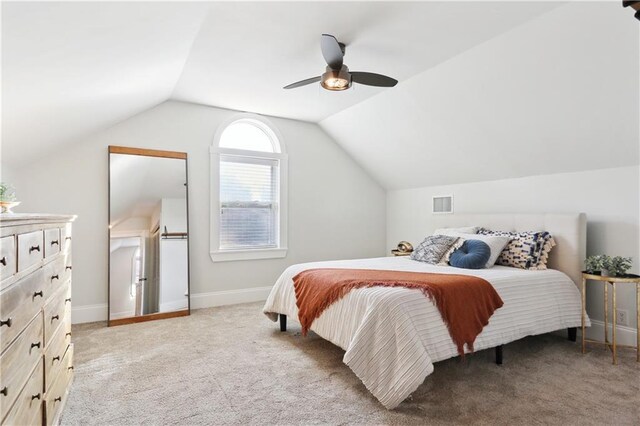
478 228 556 270
449 240 491 269
435 232 510 268
434 226 479 235
437 238 466 265
410 235 460 264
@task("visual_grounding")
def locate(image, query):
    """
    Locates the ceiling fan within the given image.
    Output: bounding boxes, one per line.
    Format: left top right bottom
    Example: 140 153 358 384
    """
284 34 398 91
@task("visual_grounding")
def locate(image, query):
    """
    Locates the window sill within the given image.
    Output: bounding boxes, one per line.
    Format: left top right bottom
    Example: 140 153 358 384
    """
210 247 288 262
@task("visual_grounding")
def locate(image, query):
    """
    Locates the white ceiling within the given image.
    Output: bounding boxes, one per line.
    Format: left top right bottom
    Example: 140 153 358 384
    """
171 1 561 122
319 2 640 189
2 1 562 167
1 2 207 165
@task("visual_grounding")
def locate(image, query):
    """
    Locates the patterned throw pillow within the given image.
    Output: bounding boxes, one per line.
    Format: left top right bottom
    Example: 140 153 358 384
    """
478 228 556 270
410 235 460 264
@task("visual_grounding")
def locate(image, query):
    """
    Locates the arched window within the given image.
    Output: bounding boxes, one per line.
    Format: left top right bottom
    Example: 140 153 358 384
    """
210 115 288 261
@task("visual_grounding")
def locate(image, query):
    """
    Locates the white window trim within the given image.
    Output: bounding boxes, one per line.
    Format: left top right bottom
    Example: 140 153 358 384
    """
210 114 288 262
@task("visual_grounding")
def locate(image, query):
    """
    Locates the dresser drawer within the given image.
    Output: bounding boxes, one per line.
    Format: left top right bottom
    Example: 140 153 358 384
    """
17 231 44 272
61 224 72 255
0 236 17 282
43 282 71 346
43 256 66 294
0 269 46 353
0 313 43 421
43 229 61 260
2 360 44 426
44 348 73 426
44 324 71 392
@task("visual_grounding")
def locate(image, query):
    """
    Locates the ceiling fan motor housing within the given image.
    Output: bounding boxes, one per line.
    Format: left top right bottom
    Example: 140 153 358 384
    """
321 65 351 91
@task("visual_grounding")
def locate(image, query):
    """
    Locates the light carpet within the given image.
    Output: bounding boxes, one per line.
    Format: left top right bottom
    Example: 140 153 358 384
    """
62 302 639 425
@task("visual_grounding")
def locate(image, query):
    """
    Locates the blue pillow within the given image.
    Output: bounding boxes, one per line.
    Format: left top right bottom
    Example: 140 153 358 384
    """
449 240 491 269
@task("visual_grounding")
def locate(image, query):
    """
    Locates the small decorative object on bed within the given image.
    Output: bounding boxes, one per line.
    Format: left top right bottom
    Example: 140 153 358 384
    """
449 240 491 269
478 228 555 270
584 255 633 277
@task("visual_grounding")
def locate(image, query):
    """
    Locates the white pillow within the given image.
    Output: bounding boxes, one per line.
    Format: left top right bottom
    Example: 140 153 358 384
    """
434 231 510 268
434 226 479 235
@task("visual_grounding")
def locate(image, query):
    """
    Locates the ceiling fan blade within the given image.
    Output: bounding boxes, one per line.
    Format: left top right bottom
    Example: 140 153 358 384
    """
283 76 321 89
351 72 398 88
321 34 343 70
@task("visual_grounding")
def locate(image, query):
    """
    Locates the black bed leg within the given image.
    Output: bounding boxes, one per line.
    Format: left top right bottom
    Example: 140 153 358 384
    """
568 327 577 342
279 314 287 332
495 345 503 365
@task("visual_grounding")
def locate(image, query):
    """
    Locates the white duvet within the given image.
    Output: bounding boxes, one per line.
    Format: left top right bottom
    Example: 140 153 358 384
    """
263 257 588 409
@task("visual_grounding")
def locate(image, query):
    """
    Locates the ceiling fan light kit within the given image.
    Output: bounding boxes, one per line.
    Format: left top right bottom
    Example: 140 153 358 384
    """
321 65 351 91
284 34 398 91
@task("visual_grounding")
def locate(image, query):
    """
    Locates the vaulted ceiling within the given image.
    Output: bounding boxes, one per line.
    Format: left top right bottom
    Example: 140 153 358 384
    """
2 1 638 189
2 1 560 166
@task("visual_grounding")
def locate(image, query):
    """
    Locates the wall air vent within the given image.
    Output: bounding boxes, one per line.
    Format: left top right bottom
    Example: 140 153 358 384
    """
432 195 453 214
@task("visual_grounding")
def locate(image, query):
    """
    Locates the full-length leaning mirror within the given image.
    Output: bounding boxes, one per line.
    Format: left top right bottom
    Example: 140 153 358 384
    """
108 146 190 326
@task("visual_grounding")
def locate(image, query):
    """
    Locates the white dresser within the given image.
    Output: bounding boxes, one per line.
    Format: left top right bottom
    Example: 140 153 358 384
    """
0 214 76 426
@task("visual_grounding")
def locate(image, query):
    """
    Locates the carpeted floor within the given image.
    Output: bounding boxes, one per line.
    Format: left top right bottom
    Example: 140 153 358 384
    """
62 302 639 425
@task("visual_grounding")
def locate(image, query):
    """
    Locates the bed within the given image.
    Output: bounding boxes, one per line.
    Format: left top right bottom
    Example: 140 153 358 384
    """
263 213 589 409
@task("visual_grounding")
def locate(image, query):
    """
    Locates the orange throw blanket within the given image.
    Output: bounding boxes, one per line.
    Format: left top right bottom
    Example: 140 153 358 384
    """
293 268 504 356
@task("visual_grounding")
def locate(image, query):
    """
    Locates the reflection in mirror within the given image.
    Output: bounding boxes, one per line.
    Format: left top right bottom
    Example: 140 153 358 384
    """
108 147 190 325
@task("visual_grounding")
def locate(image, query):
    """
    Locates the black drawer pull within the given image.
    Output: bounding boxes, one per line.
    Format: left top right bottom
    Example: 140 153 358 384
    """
31 393 41 401
65 237 72 241
0 387 7 396
33 291 43 299
54 396 62 402
68 366 74 371
65 297 71 303
51 240 59 246
30 342 41 350
0 257 6 266
65 332 72 338
0 318 11 328
51 315 59 322
65 266 72 271
51 274 59 281
52 356 61 363
29 245 40 254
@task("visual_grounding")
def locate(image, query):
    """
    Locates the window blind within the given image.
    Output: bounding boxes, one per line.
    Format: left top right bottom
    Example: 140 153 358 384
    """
219 154 279 249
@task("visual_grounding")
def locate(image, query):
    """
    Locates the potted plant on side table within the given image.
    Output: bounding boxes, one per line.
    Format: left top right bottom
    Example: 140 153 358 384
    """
585 255 633 277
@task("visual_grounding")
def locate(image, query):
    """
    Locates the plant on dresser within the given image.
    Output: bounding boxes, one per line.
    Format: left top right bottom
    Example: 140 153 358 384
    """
0 214 76 426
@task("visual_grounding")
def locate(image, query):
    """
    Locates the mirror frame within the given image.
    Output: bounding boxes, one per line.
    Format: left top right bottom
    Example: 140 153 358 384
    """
107 145 191 326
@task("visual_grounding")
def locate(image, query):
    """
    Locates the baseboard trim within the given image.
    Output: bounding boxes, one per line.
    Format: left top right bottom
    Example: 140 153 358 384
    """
584 319 637 347
71 286 273 324
71 303 108 324
190 286 272 310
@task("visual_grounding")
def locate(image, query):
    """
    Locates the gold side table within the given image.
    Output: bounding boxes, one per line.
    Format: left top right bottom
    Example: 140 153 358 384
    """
581 271 640 364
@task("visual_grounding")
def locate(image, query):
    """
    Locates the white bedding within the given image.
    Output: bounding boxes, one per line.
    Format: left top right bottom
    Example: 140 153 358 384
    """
263 256 589 409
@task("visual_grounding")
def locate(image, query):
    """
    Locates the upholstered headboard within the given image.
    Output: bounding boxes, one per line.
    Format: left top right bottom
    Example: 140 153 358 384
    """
429 213 587 288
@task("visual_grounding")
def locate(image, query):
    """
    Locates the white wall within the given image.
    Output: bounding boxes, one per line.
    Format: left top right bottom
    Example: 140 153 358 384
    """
387 166 640 343
9 100 387 321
